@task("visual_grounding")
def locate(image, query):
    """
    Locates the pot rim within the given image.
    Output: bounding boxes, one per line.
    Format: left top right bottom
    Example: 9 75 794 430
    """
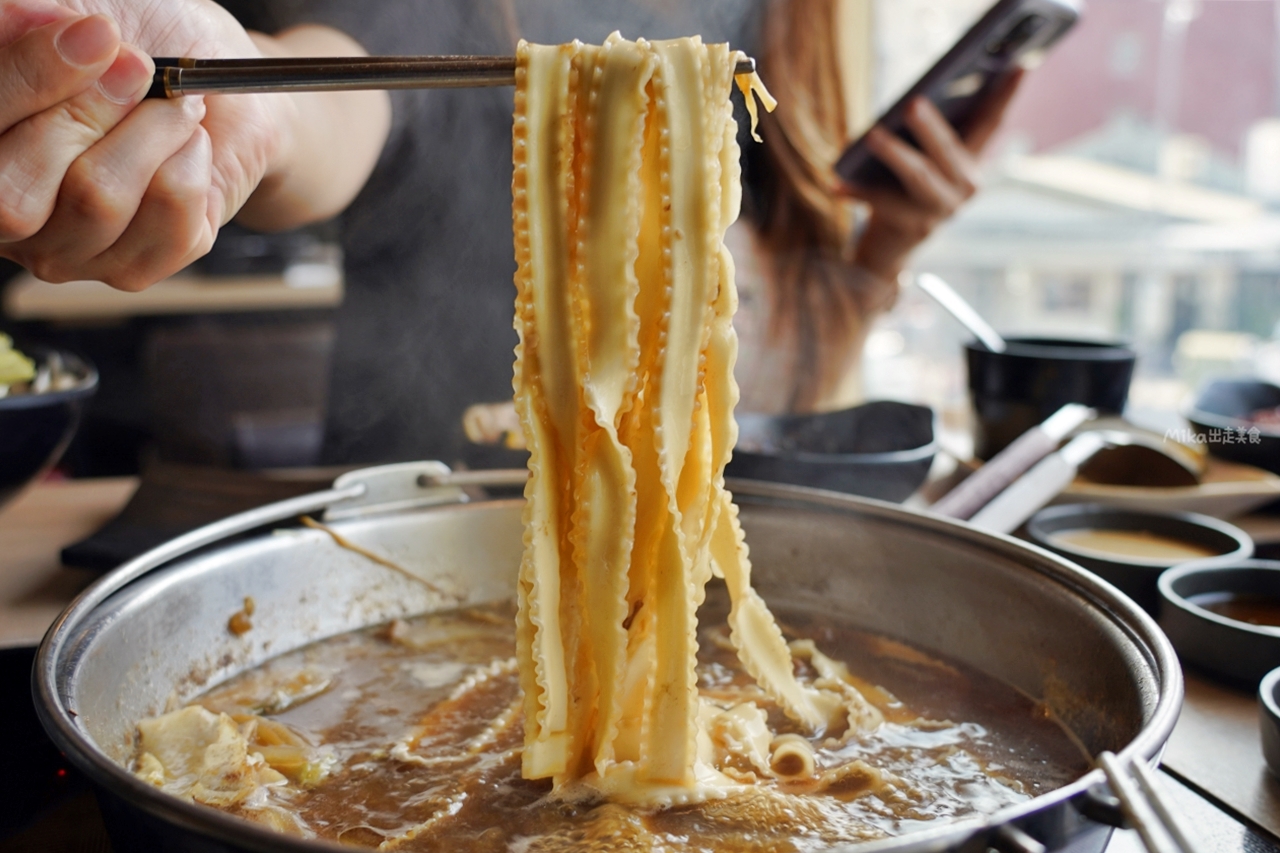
730 438 939 466
33 469 1183 851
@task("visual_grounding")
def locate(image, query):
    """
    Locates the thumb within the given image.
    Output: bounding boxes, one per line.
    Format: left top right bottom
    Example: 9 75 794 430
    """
0 14 122 134
0 1 76 47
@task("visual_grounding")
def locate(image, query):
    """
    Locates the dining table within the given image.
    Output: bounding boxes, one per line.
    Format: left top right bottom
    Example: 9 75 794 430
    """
1 475 1278 852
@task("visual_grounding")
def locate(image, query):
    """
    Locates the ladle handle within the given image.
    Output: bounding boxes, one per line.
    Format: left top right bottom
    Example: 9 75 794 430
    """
932 403 1094 520
967 432 1107 534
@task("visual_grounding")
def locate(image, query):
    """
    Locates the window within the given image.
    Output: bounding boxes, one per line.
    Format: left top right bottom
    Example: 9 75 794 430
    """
863 0 1280 439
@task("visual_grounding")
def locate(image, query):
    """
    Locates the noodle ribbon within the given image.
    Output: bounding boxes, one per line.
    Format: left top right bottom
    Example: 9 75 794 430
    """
512 33 855 801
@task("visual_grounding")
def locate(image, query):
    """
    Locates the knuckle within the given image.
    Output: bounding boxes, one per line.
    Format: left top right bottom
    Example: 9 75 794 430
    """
95 257 156 291
8 51 48 108
188 225 215 261
928 189 958 218
148 171 206 218
27 255 73 283
0 210 36 243
101 221 211 292
60 160 127 223
0 199 41 242
174 220 215 269
896 216 930 245
0 171 45 242
58 96 107 142
99 270 149 292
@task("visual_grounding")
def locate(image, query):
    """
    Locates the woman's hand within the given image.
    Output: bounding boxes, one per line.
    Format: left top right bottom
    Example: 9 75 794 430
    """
844 69 1024 284
0 1 389 292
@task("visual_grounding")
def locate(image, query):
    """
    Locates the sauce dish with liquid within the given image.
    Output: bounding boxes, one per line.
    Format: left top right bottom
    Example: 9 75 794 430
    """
1160 559 1280 686
1025 504 1252 614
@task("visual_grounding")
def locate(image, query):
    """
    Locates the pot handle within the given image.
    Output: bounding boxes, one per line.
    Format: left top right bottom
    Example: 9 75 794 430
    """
986 824 1047 853
37 462 527 736
37 477 364 721
1094 751 1197 853
48 462 529 639
982 753 1193 853
326 462 528 520
43 482 364 652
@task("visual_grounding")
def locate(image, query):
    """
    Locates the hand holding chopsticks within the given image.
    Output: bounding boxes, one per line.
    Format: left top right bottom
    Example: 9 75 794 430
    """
146 54 757 98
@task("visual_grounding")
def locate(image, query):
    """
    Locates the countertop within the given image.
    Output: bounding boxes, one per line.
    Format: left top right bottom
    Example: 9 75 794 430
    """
1 476 1278 852
0 477 137 651
3 270 342 321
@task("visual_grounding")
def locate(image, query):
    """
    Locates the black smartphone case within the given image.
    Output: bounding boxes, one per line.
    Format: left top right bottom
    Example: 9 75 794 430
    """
834 0 1080 190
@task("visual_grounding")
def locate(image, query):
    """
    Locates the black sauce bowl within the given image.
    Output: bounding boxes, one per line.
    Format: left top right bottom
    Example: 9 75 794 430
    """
1185 378 1280 475
1025 504 1252 615
1161 560 1280 687
966 338 1136 459
0 349 98 509
725 400 935 503
1259 666 1280 776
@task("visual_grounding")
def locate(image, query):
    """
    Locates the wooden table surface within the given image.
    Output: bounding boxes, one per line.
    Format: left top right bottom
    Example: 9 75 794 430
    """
0 477 136 650
1 476 1277 851
1165 673 1280 837
3 270 342 320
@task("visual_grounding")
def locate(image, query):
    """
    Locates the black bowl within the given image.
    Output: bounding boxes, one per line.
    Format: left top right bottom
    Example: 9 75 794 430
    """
724 400 935 503
1161 560 1280 687
1026 504 1252 615
966 338 1136 459
1259 666 1280 775
1185 379 1280 474
0 350 98 509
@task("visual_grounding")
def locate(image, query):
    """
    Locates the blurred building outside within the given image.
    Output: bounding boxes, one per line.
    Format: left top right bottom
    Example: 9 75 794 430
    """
861 0 1280 454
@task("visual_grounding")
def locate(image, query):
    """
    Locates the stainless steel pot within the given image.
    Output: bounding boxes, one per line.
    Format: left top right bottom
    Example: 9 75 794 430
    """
34 462 1182 853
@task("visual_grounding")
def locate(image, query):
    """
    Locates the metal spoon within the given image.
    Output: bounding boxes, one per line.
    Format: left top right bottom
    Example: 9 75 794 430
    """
915 272 1007 353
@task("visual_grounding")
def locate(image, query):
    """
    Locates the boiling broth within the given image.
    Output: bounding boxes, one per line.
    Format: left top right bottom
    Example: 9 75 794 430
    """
137 592 1089 851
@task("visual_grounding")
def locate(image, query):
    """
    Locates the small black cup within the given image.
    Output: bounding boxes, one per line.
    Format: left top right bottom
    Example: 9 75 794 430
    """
1260 667 1280 776
966 338 1136 459
1161 560 1280 686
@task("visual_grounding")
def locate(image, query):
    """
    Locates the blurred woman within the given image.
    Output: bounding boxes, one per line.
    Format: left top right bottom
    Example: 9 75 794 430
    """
0 0 1019 462
735 0 1020 413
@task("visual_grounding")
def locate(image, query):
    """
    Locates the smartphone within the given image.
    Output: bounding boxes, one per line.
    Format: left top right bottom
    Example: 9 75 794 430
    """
834 0 1080 189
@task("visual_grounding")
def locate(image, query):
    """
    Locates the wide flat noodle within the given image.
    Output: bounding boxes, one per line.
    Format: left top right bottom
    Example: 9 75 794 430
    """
512 33 866 802
512 40 573 780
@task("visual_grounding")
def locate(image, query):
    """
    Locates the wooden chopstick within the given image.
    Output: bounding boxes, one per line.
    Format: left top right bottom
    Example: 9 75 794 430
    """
146 54 757 98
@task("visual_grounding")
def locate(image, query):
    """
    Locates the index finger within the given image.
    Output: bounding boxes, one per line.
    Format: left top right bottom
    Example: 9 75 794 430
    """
0 14 121 134
961 68 1025 155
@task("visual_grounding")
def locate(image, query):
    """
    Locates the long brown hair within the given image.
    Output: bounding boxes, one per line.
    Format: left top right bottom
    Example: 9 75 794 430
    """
749 0 893 412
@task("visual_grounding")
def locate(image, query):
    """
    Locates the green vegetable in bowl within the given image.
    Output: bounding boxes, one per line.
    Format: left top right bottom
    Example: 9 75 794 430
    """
0 334 36 388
